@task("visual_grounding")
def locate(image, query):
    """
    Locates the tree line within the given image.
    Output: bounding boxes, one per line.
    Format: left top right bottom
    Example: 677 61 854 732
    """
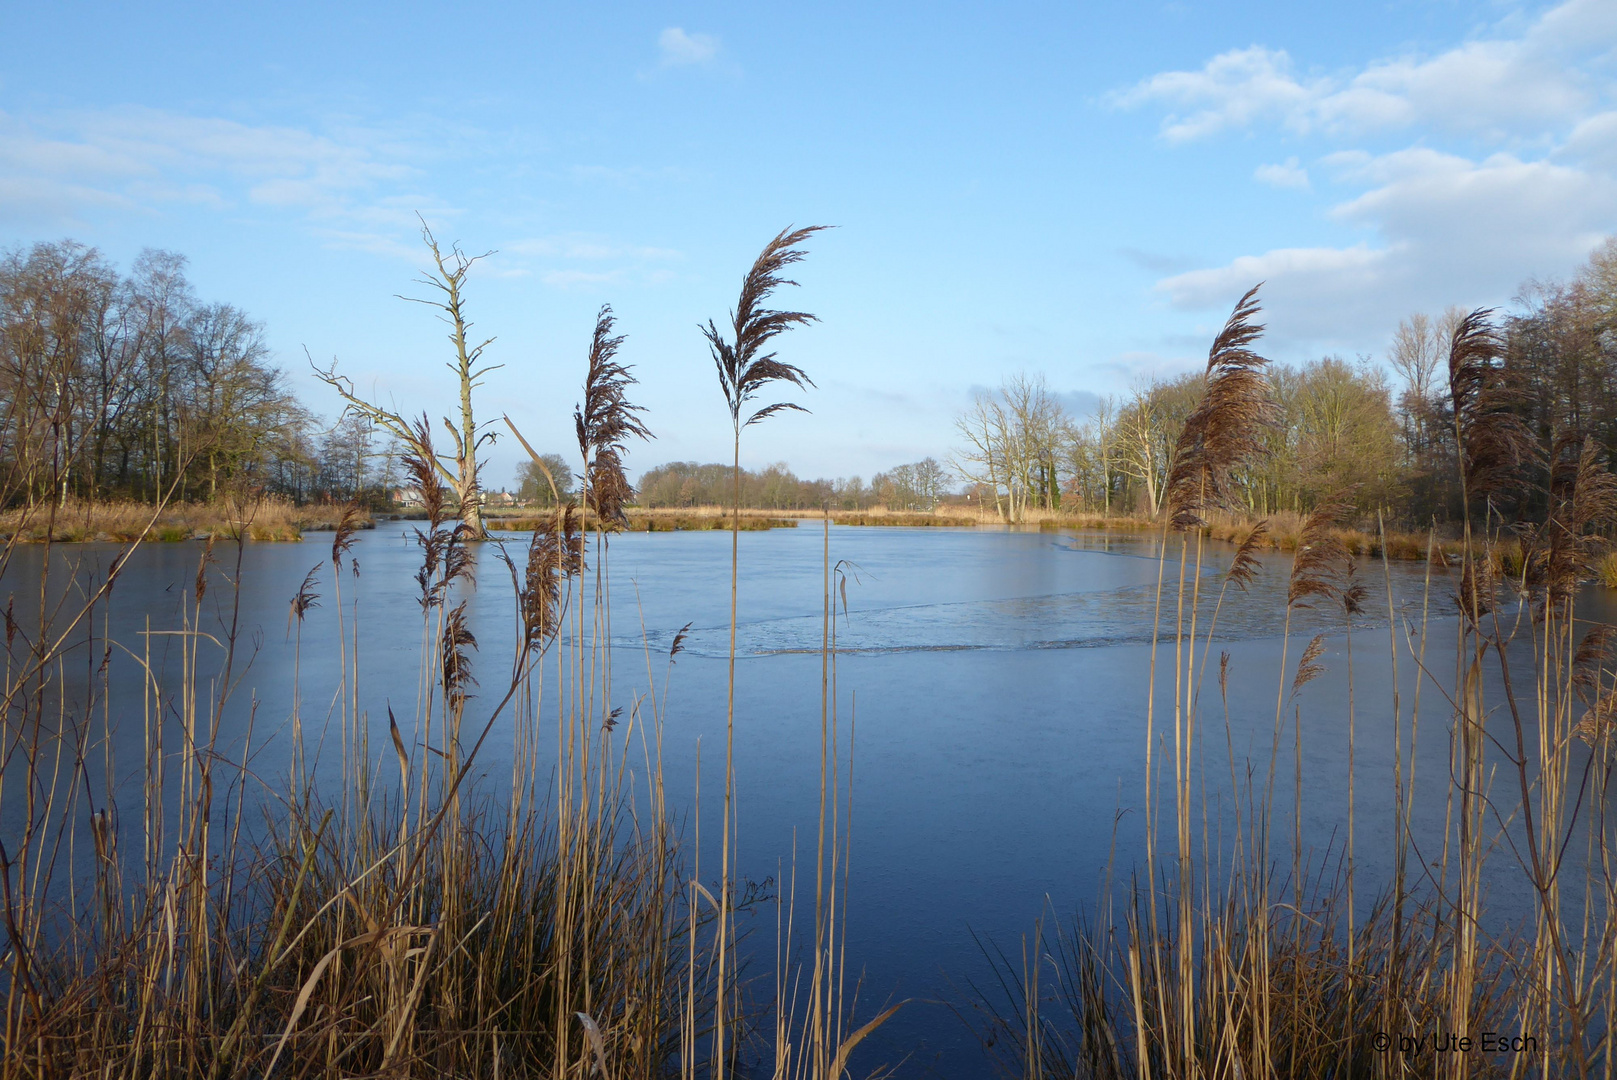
632 456 949 511
0 240 399 508
11 230 1616 531
954 239 1617 527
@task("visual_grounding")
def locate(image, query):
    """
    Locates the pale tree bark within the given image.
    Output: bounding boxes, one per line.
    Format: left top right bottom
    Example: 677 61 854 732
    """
1118 386 1161 515
951 392 1008 519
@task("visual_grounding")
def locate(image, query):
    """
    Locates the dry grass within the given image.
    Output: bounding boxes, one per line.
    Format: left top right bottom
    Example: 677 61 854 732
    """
0 487 708 1078
827 509 978 527
0 497 371 542
975 304 1617 1080
488 506 796 532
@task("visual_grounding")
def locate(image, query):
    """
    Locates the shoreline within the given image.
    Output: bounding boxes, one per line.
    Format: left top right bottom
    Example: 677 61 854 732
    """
0 499 373 543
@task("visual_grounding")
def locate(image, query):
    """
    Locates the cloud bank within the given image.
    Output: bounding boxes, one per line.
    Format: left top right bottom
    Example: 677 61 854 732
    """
1117 0 1617 348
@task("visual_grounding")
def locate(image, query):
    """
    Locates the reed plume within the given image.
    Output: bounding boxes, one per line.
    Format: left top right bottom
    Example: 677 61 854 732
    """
1446 307 1532 508
441 600 478 709
575 305 651 528
403 420 479 611
704 226 829 435
1538 435 1617 602
515 503 579 653
1574 623 1616 685
289 566 321 624
401 414 447 529
1226 520 1268 591
195 534 215 602
1291 633 1328 698
702 223 828 1080
1286 492 1354 610
332 501 363 573
1165 284 1276 530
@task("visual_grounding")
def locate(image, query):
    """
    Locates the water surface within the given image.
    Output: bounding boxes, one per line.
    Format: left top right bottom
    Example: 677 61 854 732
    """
4 522 1591 1076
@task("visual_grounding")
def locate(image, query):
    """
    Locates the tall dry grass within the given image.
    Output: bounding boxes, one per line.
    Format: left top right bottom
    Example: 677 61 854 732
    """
978 298 1617 1078
702 224 828 1078
0 447 711 1077
0 311 804 1077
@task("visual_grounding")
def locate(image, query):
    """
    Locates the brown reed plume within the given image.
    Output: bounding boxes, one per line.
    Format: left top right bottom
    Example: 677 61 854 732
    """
702 223 828 1080
332 501 364 574
1226 520 1268 591
514 503 580 654
1446 307 1532 508
704 226 829 435
289 566 321 625
401 417 479 610
1286 491 1354 610
441 600 478 710
402 413 447 526
1575 623 1617 743
1290 633 1328 699
575 306 651 528
1537 435 1617 603
195 534 216 602
1165 284 1276 530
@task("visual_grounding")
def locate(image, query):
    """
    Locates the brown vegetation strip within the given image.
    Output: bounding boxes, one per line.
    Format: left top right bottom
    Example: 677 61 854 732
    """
829 511 979 527
488 510 795 532
0 499 371 543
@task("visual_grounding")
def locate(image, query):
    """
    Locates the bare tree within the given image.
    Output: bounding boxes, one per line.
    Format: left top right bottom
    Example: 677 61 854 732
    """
951 390 1009 519
1093 395 1116 514
315 224 498 536
913 457 949 509
1390 312 1443 457
950 375 1068 521
1117 383 1162 515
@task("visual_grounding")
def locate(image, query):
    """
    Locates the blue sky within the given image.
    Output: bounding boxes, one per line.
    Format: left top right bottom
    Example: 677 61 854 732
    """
3 1 1614 486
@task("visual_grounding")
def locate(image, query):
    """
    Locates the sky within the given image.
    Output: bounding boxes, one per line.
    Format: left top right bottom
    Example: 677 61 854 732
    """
2 0 1614 487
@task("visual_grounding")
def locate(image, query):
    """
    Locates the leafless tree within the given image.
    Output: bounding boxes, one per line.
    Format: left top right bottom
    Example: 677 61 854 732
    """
316 224 499 536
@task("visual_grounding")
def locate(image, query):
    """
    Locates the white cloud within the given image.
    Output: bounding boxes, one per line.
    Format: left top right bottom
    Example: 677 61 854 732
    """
1158 244 1390 310
1111 46 1316 142
1560 110 1617 172
1122 0 1617 352
504 233 683 290
1115 0 1615 142
658 28 719 68
1157 149 1617 343
0 105 433 230
1254 157 1309 189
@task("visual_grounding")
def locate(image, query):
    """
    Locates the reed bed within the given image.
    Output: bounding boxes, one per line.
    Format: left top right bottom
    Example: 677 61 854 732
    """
0 227 894 1080
824 510 979 527
487 508 795 533
0 469 708 1077
801 502 1473 561
976 292 1617 1078
1025 507 1461 561
0 496 369 543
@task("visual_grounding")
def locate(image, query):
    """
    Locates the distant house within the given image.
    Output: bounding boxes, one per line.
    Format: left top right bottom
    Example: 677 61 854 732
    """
395 487 426 508
482 490 517 508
